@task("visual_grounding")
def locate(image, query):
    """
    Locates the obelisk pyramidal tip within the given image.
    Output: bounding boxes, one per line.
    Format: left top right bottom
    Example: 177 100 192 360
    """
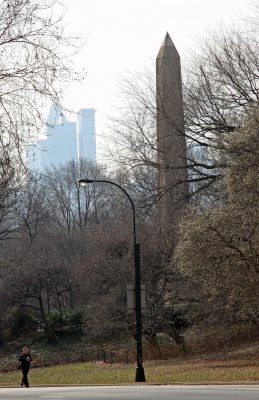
157 32 180 59
156 33 189 238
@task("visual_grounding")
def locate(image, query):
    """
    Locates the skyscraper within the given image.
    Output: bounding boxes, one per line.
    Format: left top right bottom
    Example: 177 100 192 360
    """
28 105 96 170
77 108 96 163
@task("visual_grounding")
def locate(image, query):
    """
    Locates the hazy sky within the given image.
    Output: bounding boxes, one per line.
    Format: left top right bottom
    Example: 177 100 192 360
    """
61 0 253 158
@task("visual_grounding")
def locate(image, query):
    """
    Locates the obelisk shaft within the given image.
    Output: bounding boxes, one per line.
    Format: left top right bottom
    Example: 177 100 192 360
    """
156 33 189 236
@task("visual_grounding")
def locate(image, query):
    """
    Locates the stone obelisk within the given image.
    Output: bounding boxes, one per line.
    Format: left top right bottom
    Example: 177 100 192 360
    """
156 33 189 237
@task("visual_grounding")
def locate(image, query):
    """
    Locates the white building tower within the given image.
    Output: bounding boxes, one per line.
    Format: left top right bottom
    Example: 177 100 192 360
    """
77 108 96 163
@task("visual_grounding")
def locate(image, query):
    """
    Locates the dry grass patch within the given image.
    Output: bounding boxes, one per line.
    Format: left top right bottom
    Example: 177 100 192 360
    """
0 357 259 386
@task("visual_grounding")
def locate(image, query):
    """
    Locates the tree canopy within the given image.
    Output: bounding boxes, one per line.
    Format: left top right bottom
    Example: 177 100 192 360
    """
175 112 259 328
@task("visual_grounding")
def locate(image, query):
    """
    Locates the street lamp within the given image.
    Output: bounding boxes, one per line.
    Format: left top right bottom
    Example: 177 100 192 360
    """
78 178 146 382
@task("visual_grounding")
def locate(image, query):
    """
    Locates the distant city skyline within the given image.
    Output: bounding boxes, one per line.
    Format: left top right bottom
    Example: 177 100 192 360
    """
28 105 96 170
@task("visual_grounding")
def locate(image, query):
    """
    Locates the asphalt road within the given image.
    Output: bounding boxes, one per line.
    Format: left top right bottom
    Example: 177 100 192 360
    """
0 385 258 400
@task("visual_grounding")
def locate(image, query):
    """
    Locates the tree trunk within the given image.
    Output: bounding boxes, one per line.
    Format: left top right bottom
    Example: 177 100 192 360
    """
38 295 56 343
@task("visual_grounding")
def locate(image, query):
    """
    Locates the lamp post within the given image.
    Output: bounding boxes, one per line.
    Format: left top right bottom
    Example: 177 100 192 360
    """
78 178 145 382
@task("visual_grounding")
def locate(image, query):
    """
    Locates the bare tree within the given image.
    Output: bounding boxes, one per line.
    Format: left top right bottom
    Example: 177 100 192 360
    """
2 238 81 342
0 0 82 243
0 156 22 240
106 16 259 203
0 0 82 170
43 159 108 236
13 174 50 245
184 25 258 166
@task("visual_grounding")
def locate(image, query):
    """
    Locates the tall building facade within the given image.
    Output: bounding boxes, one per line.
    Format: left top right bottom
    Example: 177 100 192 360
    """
28 105 96 170
77 108 96 163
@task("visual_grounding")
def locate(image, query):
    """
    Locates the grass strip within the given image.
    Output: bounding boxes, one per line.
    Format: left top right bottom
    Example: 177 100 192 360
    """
0 359 258 386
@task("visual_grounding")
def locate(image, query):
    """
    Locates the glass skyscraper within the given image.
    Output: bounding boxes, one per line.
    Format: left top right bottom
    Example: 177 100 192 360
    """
77 108 96 163
28 105 96 170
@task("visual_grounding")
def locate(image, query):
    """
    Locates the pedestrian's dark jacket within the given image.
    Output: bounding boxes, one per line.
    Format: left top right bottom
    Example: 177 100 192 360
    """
19 353 32 369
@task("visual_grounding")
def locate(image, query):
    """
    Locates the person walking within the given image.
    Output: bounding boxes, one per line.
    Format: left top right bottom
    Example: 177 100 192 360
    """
18 346 32 387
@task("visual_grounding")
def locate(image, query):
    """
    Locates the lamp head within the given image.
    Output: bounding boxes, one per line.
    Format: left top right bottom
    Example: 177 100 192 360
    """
78 178 94 186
